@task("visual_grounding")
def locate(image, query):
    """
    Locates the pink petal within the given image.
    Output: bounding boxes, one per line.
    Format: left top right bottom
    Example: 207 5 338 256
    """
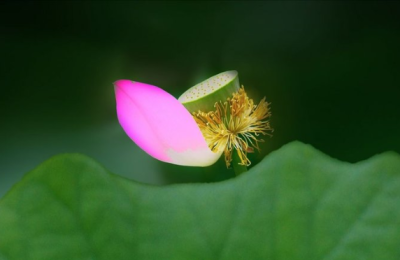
114 80 221 167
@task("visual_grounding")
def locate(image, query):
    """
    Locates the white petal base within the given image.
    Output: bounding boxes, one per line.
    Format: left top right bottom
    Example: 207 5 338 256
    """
166 148 223 167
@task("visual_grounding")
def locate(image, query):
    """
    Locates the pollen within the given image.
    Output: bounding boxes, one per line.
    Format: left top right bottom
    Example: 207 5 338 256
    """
192 86 272 168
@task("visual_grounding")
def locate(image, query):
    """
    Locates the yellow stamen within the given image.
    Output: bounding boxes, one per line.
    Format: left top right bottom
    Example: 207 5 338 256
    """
193 86 272 168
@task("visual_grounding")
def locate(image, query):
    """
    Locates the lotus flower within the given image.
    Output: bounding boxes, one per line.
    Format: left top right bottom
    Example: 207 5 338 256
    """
115 71 272 169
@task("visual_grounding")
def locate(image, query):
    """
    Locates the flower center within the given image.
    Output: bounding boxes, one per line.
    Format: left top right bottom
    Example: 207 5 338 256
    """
192 87 273 168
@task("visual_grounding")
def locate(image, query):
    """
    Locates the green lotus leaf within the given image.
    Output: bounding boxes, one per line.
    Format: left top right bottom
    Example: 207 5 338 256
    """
1 141 399 260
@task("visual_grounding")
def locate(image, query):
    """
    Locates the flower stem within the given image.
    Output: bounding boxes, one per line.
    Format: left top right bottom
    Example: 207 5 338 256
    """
232 149 247 176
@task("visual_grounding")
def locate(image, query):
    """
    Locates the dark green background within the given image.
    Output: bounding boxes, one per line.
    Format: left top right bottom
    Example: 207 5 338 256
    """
1 1 399 197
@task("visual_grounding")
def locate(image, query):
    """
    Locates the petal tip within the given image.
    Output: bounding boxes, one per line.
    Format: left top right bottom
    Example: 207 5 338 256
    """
114 79 136 89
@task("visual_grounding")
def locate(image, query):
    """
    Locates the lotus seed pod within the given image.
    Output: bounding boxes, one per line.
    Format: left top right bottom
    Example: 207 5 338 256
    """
178 70 240 113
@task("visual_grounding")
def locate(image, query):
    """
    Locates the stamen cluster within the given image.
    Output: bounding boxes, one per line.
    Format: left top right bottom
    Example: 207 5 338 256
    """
193 87 272 168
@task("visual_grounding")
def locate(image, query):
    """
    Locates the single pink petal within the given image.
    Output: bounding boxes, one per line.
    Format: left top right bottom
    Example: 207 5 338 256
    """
115 80 221 167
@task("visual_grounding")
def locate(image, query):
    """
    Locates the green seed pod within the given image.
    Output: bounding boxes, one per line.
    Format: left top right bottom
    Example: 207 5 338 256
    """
178 70 240 113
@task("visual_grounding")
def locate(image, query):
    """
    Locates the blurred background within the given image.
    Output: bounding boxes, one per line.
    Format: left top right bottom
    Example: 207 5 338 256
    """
1 1 399 197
